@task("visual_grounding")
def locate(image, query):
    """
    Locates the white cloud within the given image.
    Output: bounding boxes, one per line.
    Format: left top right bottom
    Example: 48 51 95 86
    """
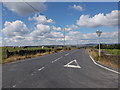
76 10 119 28
30 24 63 40
3 2 46 15
64 31 118 45
2 29 118 46
70 4 83 11
64 24 79 31
28 14 54 24
64 27 71 31
50 31 63 38
2 20 29 37
47 19 54 23
30 24 50 37
2 19 118 46
1 15 62 46
52 26 61 31
23 27 64 45
71 25 79 30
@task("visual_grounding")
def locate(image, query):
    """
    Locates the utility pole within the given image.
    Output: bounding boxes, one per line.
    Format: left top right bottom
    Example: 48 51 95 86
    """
77 40 78 48
64 28 65 48
96 30 102 57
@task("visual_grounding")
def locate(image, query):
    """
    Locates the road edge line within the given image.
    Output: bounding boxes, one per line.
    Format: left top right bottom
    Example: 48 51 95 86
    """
89 55 120 74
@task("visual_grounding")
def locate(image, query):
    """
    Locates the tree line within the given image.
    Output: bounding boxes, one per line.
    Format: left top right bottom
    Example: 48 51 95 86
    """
95 44 120 49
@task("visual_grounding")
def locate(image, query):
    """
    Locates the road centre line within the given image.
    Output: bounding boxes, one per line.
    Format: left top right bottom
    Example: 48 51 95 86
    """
52 56 63 63
12 85 16 88
7 50 77 65
70 50 78 54
51 50 77 63
38 67 45 71
31 73 34 76
89 55 120 74
65 53 69 56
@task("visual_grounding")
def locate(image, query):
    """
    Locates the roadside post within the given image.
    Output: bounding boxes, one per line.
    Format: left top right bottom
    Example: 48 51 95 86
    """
64 28 66 49
96 30 102 57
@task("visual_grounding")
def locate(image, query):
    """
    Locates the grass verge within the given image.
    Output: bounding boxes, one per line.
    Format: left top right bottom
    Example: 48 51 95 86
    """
2 51 51 64
86 48 119 69
2 47 75 64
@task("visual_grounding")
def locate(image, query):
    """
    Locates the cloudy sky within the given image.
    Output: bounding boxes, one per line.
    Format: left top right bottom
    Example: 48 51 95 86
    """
1 2 119 46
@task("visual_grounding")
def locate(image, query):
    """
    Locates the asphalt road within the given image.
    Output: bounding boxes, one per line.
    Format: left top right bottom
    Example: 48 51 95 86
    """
2 49 119 88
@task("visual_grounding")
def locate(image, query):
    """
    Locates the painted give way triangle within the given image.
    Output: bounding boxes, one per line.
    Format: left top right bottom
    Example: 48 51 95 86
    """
64 60 81 69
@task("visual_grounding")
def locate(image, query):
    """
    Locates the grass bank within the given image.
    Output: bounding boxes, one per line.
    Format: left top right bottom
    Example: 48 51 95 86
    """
86 48 120 69
1 47 74 64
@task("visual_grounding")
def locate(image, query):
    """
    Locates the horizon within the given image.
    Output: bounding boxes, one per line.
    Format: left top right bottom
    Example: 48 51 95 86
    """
1 43 119 47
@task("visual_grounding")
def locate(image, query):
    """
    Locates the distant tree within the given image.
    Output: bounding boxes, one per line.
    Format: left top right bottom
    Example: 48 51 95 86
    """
95 44 120 49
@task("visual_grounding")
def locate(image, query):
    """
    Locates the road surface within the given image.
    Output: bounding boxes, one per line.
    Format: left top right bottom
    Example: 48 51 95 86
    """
2 49 119 88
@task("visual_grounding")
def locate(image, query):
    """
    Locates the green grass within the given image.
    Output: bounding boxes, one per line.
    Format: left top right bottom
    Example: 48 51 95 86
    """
101 49 120 55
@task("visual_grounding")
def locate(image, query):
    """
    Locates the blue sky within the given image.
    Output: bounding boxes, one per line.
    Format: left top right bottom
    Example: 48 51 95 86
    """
3 2 118 32
1 2 119 46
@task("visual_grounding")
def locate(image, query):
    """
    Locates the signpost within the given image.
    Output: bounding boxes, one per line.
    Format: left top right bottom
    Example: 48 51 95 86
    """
96 30 102 57
64 28 65 48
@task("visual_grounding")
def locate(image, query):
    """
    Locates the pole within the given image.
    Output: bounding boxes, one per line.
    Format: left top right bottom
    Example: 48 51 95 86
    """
98 36 100 56
96 30 102 57
77 41 78 48
64 29 65 48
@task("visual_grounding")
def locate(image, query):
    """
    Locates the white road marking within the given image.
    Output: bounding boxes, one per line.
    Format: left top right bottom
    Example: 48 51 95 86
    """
64 60 81 68
8 50 77 65
12 85 16 88
64 65 81 68
38 67 45 71
89 55 120 74
52 56 63 63
68 50 78 55
52 61 55 63
31 73 34 76
65 53 69 56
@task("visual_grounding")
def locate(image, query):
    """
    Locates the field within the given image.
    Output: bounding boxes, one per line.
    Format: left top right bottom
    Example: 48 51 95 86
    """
101 49 120 55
